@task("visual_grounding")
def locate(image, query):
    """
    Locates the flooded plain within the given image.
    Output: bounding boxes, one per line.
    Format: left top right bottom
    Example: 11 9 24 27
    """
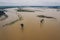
0 8 60 40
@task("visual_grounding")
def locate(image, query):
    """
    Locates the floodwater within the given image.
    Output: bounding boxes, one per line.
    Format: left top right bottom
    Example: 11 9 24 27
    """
0 8 60 40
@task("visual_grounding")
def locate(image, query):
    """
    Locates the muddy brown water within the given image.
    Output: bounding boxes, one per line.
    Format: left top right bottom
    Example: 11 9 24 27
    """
0 8 60 40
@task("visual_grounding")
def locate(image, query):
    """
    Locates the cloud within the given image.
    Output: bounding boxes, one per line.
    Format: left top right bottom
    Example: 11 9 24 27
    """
0 0 60 6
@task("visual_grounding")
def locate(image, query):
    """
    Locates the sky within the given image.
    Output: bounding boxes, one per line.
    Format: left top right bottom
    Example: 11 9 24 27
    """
0 0 60 6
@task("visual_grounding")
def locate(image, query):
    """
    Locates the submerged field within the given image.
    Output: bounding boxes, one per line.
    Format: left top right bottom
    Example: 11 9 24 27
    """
0 8 60 40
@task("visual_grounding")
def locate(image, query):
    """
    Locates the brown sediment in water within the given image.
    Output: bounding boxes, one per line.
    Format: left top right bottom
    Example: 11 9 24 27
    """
0 8 60 40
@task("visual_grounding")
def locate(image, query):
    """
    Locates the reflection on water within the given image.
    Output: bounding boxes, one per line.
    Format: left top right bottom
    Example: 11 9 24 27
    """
1 11 23 27
21 27 24 32
0 14 8 21
0 8 60 40
0 10 8 21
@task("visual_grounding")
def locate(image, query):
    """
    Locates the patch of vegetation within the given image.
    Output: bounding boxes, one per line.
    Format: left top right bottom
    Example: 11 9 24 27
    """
17 9 34 12
37 15 56 19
